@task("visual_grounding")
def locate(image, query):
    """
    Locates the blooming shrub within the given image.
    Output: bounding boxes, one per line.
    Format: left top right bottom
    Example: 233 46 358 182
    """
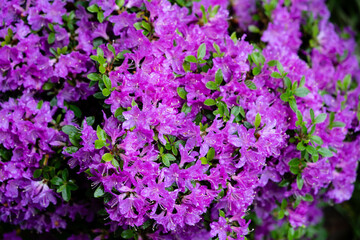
0 0 360 239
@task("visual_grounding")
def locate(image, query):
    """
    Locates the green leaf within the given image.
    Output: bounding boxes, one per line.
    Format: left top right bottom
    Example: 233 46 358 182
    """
69 104 82 118
33 169 42 178
36 100 44 109
65 146 78 154
142 21 151 32
185 55 197 63
276 61 284 74
297 174 304 190
62 185 71 202
267 60 277 67
288 158 300 167
283 77 292 89
289 98 298 112
97 11 104 23
290 166 300 174
87 4 99 13
51 176 63 185
343 74 351 89
213 43 220 53
302 194 314 202
230 32 237 43
62 125 79 136
297 142 306 151
204 99 216 106
294 87 310 97
299 76 306 87
219 210 225 218
206 81 218 90
103 75 111 89
207 147 215 161
96 125 107 141
162 154 176 167
102 153 113 162
200 157 208 165
331 121 346 128
288 227 295 240
86 116 95 126
310 109 315 123
244 80 257 90
306 145 317 155
121 229 134 239
252 66 261 76
231 106 240 117
87 73 102 81
254 113 261 129
318 148 333 157
248 25 260 33
177 87 187 99
314 113 327 124
48 32 55 44
271 72 282 79
94 186 104 198
215 69 223 85
197 43 206 60
62 169 69 181
107 44 116 56
310 135 323 145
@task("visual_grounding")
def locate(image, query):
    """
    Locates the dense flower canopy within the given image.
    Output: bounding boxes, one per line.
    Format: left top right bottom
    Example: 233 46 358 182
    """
0 0 359 239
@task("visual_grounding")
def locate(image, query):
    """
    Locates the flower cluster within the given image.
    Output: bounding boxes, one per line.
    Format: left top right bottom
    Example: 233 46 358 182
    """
0 0 359 239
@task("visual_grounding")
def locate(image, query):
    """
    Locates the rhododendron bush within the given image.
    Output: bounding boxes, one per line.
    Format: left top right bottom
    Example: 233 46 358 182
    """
1 0 360 239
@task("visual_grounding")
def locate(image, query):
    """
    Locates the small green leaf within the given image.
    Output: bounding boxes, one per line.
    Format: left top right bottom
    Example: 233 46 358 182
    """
331 121 346 128
177 87 187 99
297 174 304 190
289 98 298 112
267 60 277 67
294 87 310 97
248 25 260 33
51 176 63 185
310 135 323 146
48 32 55 44
215 69 223 85
121 229 134 239
62 125 79 136
271 72 282 79
244 80 257 90
107 44 116 56
252 66 261 76
36 100 44 109
318 148 333 157
200 157 208 165
87 73 102 81
297 142 306 151
206 81 218 90
197 43 206 60
277 61 284 74
33 169 42 178
230 32 237 43
310 109 315 122
343 74 351 90
288 158 300 167
314 113 327 124
65 146 78 154
102 153 113 162
62 185 71 202
288 227 295 240
254 113 261 129
306 145 317 155
207 147 215 161
204 99 216 106
219 210 225 218
97 11 104 23
94 186 104 198
87 4 99 13
103 75 111 89
185 55 197 63
302 194 314 202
